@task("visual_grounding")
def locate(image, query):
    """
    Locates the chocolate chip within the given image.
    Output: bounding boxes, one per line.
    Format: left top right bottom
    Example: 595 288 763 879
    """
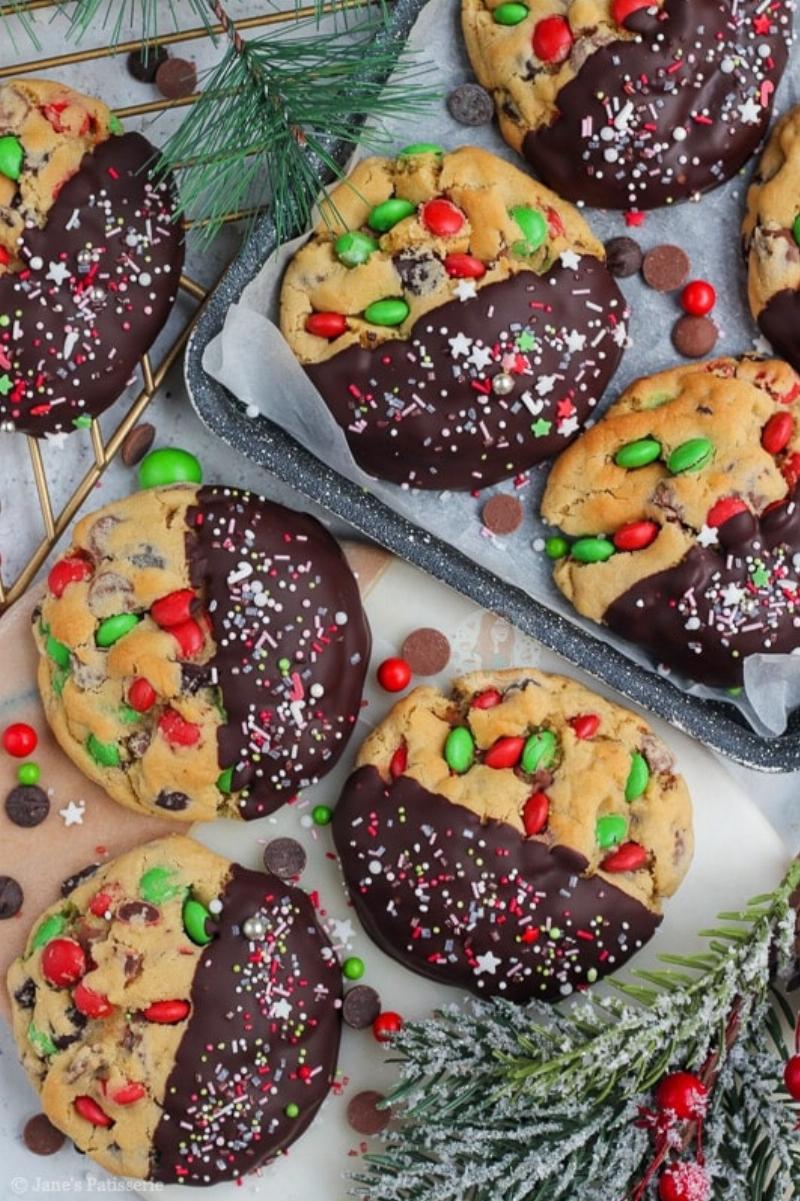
14 978 36 1008
23 1113 65 1156
117 900 160 924
155 789 189 811
0 875 23 918
342 984 381 1029
346 1090 391 1136
61 863 100 897
481 494 523 536
394 252 446 297
263 837 307 879
120 422 156 466
604 236 643 279
400 627 451 676
5 785 49 828
127 45 168 83
641 244 691 292
671 315 718 359
155 58 197 100
447 83 494 126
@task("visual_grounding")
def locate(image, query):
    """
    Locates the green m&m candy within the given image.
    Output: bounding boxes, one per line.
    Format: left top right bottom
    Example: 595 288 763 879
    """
667 437 714 475
397 142 444 157
368 198 416 233
118 704 141 725
46 633 71 669
140 866 184 904
445 726 475 774
342 956 365 980
509 205 547 250
493 2 528 23
335 230 377 267
138 447 203 489
522 729 557 774
0 134 23 182
28 1022 57 1057
625 751 650 802
217 766 234 793
183 896 214 946
312 803 333 826
108 114 124 136
614 438 662 469
794 214 800 248
544 536 568 560
96 612 141 648
87 733 120 768
31 913 66 950
596 813 627 849
364 298 409 327
571 537 615 564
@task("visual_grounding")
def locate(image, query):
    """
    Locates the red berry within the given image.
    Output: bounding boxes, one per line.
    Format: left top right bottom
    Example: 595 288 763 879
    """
377 657 412 692
151 589 197 628
522 791 549 836
389 744 407 778
372 1011 404 1042
109 1080 147 1105
41 938 87 988
2 722 38 758
142 999 191 1024
600 841 648 873
169 617 205 659
612 0 652 24
613 520 659 552
658 1163 710 1201
706 496 748 528
569 713 600 740
420 198 465 237
48 554 93 597
305 312 348 339
655 1071 708 1120
784 1054 800 1100
74 1096 113 1128
128 677 157 713
73 982 114 1019
681 280 716 317
762 411 794 455
532 14 573 63
483 735 525 769
158 709 201 747
444 253 486 279
471 688 502 709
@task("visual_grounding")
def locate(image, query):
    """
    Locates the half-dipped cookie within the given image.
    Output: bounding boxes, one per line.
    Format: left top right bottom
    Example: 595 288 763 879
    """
280 145 627 489
34 485 370 821
333 668 692 1000
743 105 800 373
7 835 341 1184
541 357 800 688
0 78 184 436
461 0 792 211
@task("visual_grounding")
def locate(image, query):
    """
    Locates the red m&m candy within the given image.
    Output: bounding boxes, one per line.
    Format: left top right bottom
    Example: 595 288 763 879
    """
41 938 87 988
74 1096 113 1127
158 709 201 747
612 0 652 24
151 589 196 628
377 657 412 692
483 736 525 769
109 1080 147 1105
73 982 114 1019
444 253 486 279
3 722 37 758
706 496 748 528
128 677 157 713
142 999 191 1023
48 554 93 598
471 688 502 709
420 198 465 237
681 280 716 317
569 713 600 740
613 520 659 551
532 14 573 63
762 410 794 455
169 617 205 659
522 791 549 836
600 841 648 872
372 1011 404 1042
389 744 407 778
305 312 348 339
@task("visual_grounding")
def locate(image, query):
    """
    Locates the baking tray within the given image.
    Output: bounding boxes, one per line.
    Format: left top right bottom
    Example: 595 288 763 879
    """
184 0 800 773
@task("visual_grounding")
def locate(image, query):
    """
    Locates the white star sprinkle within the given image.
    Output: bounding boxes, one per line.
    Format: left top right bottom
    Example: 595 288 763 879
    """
469 345 494 371
558 416 580 437
563 329 587 354
475 950 502 976
721 583 745 607
329 918 355 944
270 998 293 1020
560 250 582 271
535 374 558 396
737 97 762 125
453 279 478 302
696 525 719 548
46 260 71 286
448 331 473 358
611 323 629 347
59 800 85 827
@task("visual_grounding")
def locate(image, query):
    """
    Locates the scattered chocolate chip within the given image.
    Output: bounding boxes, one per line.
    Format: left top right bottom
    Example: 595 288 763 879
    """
394 252 446 297
400 627 451 676
482 493 523 536
5 784 49 828
61 863 100 897
120 422 156 466
181 664 214 693
604 236 643 279
346 1090 391 1136
127 45 168 84
447 83 494 126
23 1113 65 1156
263 837 307 879
0 875 23 918
117 900 160 924
671 315 718 359
156 57 197 100
14 978 36 1008
129 547 166 569
155 789 190 811
641 244 691 292
342 984 381 1029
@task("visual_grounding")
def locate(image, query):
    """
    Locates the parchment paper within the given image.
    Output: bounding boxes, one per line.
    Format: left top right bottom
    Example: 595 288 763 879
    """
203 0 800 737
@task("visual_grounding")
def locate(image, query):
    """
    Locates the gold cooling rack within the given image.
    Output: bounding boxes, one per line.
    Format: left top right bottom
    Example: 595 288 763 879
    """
0 1 325 612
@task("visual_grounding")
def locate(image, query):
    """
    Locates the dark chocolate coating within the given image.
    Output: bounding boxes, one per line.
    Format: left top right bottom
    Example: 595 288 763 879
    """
188 487 371 819
0 132 184 436
522 0 791 211
758 288 800 376
333 765 659 1001
152 862 341 1185
307 262 626 490
605 495 800 688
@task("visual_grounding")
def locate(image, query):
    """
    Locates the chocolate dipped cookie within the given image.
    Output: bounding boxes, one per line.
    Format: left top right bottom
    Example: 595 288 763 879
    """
461 0 792 211
541 357 800 688
34 485 370 821
333 668 693 1000
743 105 800 373
0 78 184 436
7 835 341 1184
280 144 627 490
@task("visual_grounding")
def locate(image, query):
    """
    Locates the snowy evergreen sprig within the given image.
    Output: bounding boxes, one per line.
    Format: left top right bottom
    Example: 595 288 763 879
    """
356 858 800 1201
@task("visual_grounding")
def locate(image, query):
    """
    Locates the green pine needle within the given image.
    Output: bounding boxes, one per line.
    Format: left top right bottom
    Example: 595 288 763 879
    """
59 0 214 43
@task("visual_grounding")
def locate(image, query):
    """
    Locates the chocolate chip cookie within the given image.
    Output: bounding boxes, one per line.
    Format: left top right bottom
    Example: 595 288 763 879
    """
7 835 341 1184
461 0 792 211
34 485 370 821
541 357 800 688
280 144 627 490
333 668 693 1000
743 105 800 374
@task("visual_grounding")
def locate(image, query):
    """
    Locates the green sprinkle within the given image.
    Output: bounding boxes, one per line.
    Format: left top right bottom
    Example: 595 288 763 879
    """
516 330 536 352
368 198 416 233
614 438 662 469
86 733 120 768
572 537 615 564
397 142 444 157
625 752 650 802
108 114 124 135
544 536 569 560
0 374 11 395
28 1021 57 1057
72 415 92 429
31 913 66 950
727 686 743 697
278 657 291 675
522 730 557 774
312 804 332 826
96 613 140 647
667 437 714 475
531 418 552 438
285 1102 300 1119
444 726 475 774
183 896 214 946
217 766 234 793
139 867 185 905
342 956 365 980
46 634 71 669
17 762 40 786
751 564 770 588
596 813 627 849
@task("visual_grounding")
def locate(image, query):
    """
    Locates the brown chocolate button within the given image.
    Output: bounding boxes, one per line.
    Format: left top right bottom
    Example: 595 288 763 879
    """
604 236 643 279
482 493 523 535
342 984 381 1029
263 837 307 879
155 58 197 100
127 45 168 84
642 244 691 292
671 315 718 359
121 422 156 466
23 1113 66 1156
447 83 494 126
5 784 50 828
0 875 23 918
400 627 451 676
346 1089 391 1135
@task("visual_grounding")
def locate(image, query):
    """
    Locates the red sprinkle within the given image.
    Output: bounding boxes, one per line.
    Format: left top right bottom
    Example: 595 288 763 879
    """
444 253 486 279
706 496 748 528
74 1096 113 1128
128 677 157 713
613 520 659 552
471 688 502 710
532 14 573 63
483 736 525 770
522 791 549 836
762 411 794 456
569 713 600 740
600 841 648 872
420 198 465 237
305 312 348 339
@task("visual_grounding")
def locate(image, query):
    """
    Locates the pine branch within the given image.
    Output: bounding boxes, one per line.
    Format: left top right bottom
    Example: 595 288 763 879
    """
60 0 214 43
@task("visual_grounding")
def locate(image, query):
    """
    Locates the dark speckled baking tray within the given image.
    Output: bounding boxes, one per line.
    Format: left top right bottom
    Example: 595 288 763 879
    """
184 0 800 773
